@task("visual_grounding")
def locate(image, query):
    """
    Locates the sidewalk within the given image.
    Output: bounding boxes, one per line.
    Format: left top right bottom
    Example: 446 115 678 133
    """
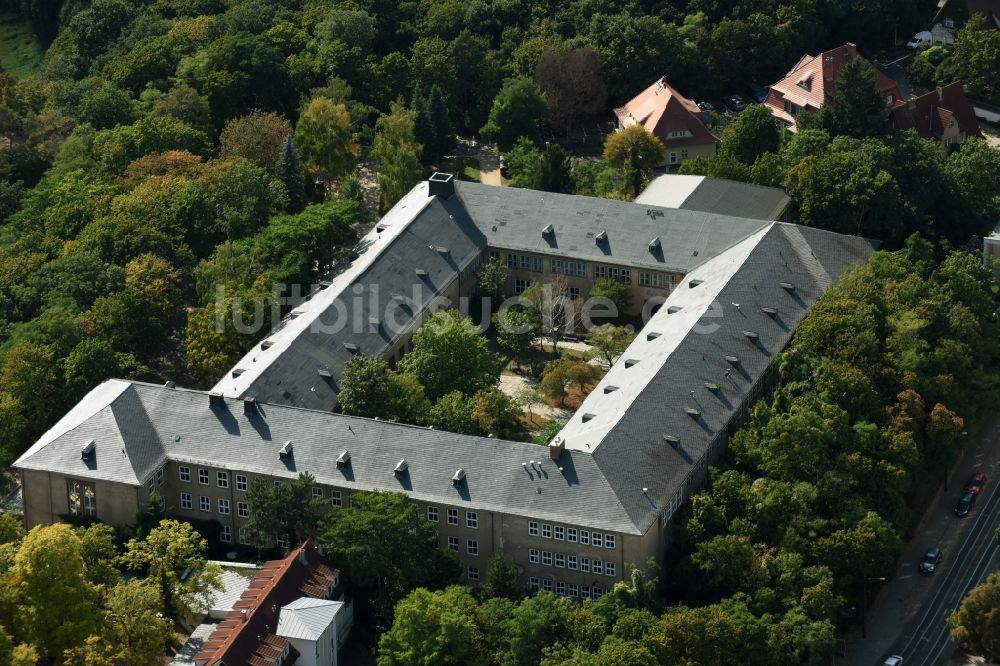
843 415 1000 665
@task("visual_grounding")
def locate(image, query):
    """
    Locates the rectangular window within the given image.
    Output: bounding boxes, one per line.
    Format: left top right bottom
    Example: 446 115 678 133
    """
447 508 458 525
236 474 247 491
217 471 228 488
593 560 603 575
542 551 552 566
551 259 562 274
639 272 651 287
448 536 459 551
653 273 663 288
467 539 479 556
239 527 250 545
567 555 578 570
179 466 191 482
669 151 677 164
507 253 516 268
541 524 552 539
520 255 530 270
556 581 566 595
576 262 586 277
529 577 540 592
606 562 616 577
156 468 164 486
220 526 231 543
489 250 499 260
580 531 589 546
529 549 539 564
468 567 480 581
581 557 590 573
427 506 439 522
514 279 529 294
567 528 577 543
180 493 192 510
569 287 580 301
238 501 248 518
466 511 478 529
564 261 573 276
218 499 230 515
554 553 565 568
593 587 603 600
581 586 591 599
606 534 616 549
528 521 539 536
199 496 210 512
331 490 342 507
592 533 603 548
568 584 579 597
198 469 209 485
554 526 564 540
681 149 689 160
531 257 542 272
276 535 289 549
312 486 323 498
148 476 155 494
594 265 607 279
542 579 553 592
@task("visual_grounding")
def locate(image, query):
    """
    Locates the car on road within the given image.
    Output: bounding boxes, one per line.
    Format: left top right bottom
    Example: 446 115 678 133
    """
919 547 942 573
723 94 748 113
964 471 988 494
882 656 903 666
746 83 768 103
906 31 932 49
955 490 977 517
697 101 716 113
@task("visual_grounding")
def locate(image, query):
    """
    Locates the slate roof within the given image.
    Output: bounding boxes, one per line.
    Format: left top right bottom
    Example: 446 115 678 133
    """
276 597 342 641
613 76 719 148
766 43 901 130
454 181 769 274
890 82 981 140
636 175 791 221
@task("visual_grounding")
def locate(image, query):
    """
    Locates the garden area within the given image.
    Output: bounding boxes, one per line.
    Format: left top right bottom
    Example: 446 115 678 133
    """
0 13 42 77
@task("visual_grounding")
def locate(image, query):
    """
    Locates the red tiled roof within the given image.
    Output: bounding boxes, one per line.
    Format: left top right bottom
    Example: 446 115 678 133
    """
614 76 719 148
766 43 902 130
890 82 981 139
193 540 342 666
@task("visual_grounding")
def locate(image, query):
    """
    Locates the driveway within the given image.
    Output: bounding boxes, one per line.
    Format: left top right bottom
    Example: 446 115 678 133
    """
845 415 1000 665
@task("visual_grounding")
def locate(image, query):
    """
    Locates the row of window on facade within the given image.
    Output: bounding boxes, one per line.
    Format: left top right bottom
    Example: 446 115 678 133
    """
427 505 479 528
502 252 673 289
528 548 617 577
527 521 616 549
528 577 608 599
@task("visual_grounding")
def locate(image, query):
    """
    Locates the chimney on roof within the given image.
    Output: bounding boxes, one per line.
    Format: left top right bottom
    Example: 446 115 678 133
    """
243 396 257 414
279 440 293 459
937 86 944 103
428 172 455 199
208 392 225 408
298 546 308 567
81 439 95 459
548 436 565 460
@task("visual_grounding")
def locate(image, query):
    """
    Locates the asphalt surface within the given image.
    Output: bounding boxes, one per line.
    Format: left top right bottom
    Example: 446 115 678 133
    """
847 416 1000 665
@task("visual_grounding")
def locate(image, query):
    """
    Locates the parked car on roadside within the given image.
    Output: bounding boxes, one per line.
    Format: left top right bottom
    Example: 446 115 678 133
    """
724 94 748 113
882 656 904 666
697 101 715 113
919 547 942 573
955 491 977 517
964 471 988 495
906 31 932 49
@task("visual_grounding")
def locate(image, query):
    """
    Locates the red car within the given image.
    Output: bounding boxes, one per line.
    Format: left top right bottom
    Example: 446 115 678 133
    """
964 472 988 495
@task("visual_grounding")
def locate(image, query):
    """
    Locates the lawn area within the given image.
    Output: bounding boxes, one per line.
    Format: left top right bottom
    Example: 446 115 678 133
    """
440 155 482 182
0 13 43 76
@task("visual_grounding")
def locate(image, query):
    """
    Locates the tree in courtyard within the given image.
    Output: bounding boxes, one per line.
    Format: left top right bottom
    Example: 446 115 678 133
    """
603 126 664 198
481 552 524 601
321 491 460 626
540 358 601 406
469 389 524 440
120 519 221 622
377 586 487 666
587 324 636 367
219 110 292 177
398 310 502 400
505 592 573 666
281 135 307 213
494 307 540 364
589 278 633 318
293 97 359 184
13 524 96 662
477 257 509 305
428 391 477 434
824 59 887 139
245 472 328 548
338 355 395 419
480 77 548 152
372 101 424 212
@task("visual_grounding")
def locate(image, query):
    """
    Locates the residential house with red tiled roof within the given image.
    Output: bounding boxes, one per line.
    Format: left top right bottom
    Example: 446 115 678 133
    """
192 540 351 666
890 82 981 147
614 76 719 167
765 43 902 132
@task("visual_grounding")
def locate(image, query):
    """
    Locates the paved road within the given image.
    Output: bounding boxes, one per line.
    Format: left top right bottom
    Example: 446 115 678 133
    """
847 416 1000 665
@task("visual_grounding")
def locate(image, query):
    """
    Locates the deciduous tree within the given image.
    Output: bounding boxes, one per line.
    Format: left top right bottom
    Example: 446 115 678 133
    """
293 97 359 184
371 102 423 212
480 77 547 152
603 126 663 198
245 472 327 549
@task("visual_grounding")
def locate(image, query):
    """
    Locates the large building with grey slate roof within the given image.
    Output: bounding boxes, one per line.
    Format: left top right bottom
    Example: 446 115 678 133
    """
14 175 874 596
